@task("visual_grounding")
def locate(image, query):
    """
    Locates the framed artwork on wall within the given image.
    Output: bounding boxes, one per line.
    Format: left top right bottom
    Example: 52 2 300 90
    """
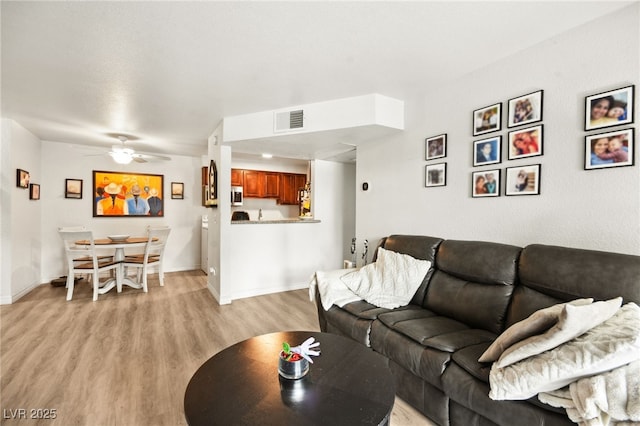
425 134 447 160
505 164 541 196
507 90 543 128
17 169 30 188
585 85 634 131
473 103 501 136
425 163 446 187
584 128 634 170
29 183 40 200
473 136 501 166
93 170 164 217
65 178 83 199
171 182 184 199
508 125 543 160
472 169 500 198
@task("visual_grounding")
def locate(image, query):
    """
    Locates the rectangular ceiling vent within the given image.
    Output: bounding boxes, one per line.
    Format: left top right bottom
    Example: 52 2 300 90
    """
274 109 304 133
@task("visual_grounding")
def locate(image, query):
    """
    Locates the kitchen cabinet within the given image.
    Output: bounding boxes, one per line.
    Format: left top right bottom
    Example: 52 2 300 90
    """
231 169 243 187
243 170 280 198
232 168 305 201
279 173 307 205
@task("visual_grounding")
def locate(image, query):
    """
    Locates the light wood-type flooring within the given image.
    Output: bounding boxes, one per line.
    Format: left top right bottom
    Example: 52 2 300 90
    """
1 270 434 426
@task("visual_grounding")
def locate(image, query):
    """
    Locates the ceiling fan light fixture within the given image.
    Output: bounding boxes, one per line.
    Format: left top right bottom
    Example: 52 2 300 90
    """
110 149 134 164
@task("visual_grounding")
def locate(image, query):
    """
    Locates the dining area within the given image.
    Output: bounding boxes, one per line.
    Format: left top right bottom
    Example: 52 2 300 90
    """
57 226 171 301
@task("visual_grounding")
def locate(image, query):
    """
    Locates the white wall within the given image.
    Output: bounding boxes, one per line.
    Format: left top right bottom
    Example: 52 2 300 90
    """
1 119 43 303
356 4 640 256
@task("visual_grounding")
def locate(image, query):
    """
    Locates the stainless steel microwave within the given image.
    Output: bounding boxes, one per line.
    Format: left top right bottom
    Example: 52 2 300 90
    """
231 186 243 206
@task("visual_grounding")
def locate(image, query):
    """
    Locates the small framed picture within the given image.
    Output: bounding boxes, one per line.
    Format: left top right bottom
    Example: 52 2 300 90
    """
425 134 447 160
472 169 500 198
16 169 30 188
507 90 543 128
584 128 634 170
65 179 83 199
171 182 184 199
585 85 634 131
505 164 541 196
473 103 501 136
473 136 501 166
425 163 446 187
29 183 40 200
508 125 543 160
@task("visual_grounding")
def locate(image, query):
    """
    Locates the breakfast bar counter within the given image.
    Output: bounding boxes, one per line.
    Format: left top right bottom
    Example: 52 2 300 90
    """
231 218 320 225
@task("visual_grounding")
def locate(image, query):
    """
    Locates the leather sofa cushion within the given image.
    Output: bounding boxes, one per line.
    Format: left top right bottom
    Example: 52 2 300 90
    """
378 310 469 346
424 240 521 335
370 320 451 388
451 343 493 383
519 244 640 305
342 300 394 320
425 329 496 353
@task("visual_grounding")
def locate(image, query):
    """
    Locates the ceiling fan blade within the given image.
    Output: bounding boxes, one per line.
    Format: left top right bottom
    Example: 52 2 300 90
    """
132 156 148 163
133 152 172 162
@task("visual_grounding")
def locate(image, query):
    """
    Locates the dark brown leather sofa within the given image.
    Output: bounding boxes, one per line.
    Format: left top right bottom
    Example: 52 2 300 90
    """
315 235 640 426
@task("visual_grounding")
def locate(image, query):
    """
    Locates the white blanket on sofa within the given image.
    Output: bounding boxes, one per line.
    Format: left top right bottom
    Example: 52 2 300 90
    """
538 360 640 426
309 247 432 310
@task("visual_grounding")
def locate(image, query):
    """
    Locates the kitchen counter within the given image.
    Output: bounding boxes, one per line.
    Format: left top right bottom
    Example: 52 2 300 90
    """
231 218 320 224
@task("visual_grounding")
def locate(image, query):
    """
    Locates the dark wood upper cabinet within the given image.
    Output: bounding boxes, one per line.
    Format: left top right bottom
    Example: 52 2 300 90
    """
231 169 243 187
232 168 306 202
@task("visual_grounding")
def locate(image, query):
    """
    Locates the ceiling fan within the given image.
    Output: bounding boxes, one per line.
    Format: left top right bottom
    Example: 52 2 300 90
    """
109 136 171 164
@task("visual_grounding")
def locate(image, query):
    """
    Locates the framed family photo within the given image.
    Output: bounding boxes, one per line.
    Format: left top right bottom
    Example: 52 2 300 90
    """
473 136 501 166
425 134 447 160
585 85 634 131
505 164 541 196
473 103 501 136
425 163 446 187
472 169 500 198
508 125 543 160
584 128 634 170
507 90 543 128
65 178 83 199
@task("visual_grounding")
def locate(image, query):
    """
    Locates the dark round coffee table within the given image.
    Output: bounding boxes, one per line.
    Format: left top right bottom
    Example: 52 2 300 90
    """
184 331 395 425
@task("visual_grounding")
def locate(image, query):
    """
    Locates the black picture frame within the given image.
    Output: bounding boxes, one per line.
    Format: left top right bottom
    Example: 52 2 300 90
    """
17 169 30 188
171 182 184 199
585 85 634 131
29 183 40 200
425 134 447 160
472 169 500 198
425 163 446 187
508 125 543 160
505 164 541 196
584 128 634 170
65 178 83 199
473 103 501 136
507 90 543 128
473 136 501 166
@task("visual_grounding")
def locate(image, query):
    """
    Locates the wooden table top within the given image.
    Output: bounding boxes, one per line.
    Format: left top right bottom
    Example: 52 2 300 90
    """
75 237 156 245
184 331 395 426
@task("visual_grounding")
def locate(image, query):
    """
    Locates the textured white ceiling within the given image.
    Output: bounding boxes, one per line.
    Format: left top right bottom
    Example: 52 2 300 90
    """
1 1 631 161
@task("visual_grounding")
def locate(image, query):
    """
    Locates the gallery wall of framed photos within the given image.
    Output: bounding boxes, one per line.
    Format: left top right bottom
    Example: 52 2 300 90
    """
424 82 635 200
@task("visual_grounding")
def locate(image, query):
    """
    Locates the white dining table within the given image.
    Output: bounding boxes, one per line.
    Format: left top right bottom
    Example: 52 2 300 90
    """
75 237 156 295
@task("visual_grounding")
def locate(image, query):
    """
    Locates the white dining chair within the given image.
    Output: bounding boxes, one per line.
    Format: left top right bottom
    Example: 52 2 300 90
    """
58 228 120 301
123 226 171 291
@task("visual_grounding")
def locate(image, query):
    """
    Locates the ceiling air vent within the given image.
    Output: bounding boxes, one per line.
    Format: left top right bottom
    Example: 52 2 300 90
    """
274 109 304 132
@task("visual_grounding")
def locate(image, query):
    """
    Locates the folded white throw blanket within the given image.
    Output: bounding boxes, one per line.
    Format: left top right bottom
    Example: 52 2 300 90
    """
539 360 640 426
309 247 432 310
